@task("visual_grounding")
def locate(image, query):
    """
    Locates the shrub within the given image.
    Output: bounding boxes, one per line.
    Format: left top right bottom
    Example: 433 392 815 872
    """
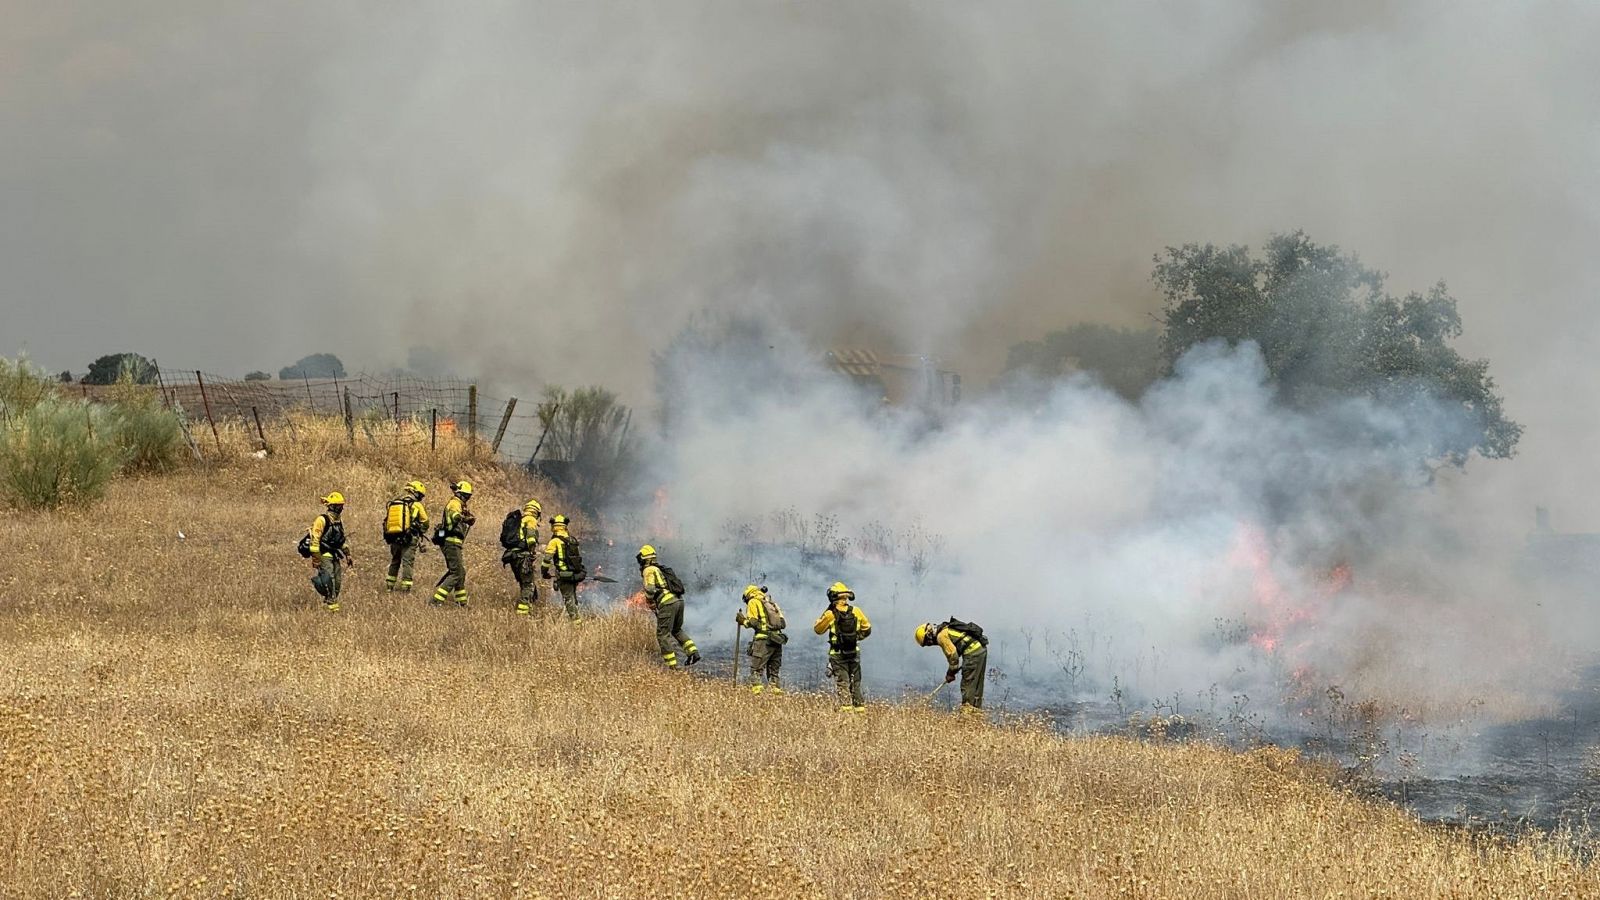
104 381 183 474
534 385 637 508
279 353 346 381
0 398 124 509
0 357 55 419
244 371 271 382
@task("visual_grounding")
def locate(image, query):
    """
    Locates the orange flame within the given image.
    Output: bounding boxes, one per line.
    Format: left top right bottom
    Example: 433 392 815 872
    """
1227 525 1349 656
625 590 649 611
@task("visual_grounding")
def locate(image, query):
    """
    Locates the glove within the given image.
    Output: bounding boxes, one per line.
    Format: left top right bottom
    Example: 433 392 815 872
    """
735 611 747 626
944 670 958 684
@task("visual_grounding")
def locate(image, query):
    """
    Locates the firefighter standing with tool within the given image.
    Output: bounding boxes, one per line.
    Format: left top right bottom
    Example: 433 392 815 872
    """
430 481 475 607
638 545 700 668
916 619 989 713
542 515 585 620
736 584 786 694
504 498 542 615
814 582 871 711
383 480 429 592
305 492 353 612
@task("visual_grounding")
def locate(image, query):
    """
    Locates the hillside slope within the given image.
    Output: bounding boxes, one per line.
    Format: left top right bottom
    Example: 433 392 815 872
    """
0 455 1594 898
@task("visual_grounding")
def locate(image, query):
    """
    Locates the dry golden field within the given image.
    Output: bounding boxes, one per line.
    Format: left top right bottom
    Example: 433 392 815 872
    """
1 445 1597 898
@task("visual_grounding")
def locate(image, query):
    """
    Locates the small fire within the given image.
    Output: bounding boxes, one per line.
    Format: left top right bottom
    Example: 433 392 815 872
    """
625 590 649 611
1226 524 1350 657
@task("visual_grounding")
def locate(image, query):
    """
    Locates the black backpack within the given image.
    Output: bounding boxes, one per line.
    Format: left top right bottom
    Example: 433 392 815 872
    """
498 509 523 550
944 618 988 647
833 604 859 656
554 534 587 583
659 565 686 596
296 533 313 558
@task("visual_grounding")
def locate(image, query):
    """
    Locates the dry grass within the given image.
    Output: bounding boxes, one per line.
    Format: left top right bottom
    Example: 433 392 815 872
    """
1 452 1597 897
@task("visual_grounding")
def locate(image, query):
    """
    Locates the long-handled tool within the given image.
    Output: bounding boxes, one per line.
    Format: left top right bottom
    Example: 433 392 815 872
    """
732 606 743 685
926 681 947 707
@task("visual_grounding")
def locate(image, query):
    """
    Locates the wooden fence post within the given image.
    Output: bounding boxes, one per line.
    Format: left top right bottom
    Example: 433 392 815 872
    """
195 371 222 454
467 385 478 458
342 387 355 445
430 408 438 452
490 397 517 456
251 406 270 453
393 391 401 422
152 359 171 409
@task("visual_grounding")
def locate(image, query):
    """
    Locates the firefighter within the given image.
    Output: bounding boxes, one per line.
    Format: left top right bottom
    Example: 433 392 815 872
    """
508 498 542 615
813 582 871 711
916 619 989 713
383 480 429 592
307 492 353 612
735 584 786 694
541 515 584 621
430 481 475 607
638 545 700 668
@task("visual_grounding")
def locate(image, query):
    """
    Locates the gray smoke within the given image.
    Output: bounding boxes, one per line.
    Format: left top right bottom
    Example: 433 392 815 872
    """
6 3 1600 716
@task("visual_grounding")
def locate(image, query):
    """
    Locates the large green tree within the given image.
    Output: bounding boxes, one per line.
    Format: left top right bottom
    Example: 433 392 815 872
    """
1154 231 1520 464
1002 323 1162 401
82 353 158 386
279 353 346 381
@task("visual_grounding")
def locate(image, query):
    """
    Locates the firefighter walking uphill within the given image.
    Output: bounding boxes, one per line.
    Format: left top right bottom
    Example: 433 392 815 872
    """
502 498 542 615
303 492 353 612
638 545 700 669
383 480 429 592
542 515 585 621
430 481 475 607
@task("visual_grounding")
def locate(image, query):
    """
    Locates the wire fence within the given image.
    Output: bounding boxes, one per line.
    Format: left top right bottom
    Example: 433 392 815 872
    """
78 369 557 465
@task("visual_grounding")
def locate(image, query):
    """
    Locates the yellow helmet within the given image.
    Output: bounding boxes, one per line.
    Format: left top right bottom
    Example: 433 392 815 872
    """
524 498 542 517
321 492 345 505
405 480 426 497
826 582 852 601
742 584 764 601
454 480 473 496
552 514 570 527
915 623 935 646
638 544 657 559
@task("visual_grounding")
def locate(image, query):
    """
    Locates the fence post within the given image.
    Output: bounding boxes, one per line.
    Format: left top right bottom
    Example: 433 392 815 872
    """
393 391 400 422
343 387 355 445
195 371 222 454
251 406 269 453
467 385 478 458
431 408 438 452
490 397 517 456
153 359 171 409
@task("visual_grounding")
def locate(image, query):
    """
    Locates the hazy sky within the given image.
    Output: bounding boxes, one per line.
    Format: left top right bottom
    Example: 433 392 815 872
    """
5 1 1599 515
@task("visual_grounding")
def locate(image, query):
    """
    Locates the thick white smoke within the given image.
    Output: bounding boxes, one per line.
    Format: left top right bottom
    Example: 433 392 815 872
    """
646 330 1583 729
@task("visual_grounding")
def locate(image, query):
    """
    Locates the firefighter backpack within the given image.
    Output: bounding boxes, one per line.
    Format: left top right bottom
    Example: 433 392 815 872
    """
383 497 413 543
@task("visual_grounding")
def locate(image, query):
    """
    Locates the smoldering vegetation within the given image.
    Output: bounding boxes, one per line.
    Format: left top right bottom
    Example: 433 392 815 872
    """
596 324 1600 829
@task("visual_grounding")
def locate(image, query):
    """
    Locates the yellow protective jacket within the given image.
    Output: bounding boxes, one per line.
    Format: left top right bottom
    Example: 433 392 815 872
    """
441 497 472 544
543 528 574 578
516 514 540 552
406 496 430 535
308 512 346 557
936 624 985 673
742 595 784 640
813 603 871 655
642 563 677 606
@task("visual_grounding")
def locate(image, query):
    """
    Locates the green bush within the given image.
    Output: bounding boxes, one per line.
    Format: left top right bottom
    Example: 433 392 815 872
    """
0 399 125 509
0 357 55 420
104 383 183 474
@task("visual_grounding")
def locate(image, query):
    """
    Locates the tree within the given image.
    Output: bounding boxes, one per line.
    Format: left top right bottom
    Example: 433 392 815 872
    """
534 386 636 508
279 353 346 381
1154 231 1520 464
82 353 157 386
243 371 271 382
1002 323 1162 401
58 371 72 383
